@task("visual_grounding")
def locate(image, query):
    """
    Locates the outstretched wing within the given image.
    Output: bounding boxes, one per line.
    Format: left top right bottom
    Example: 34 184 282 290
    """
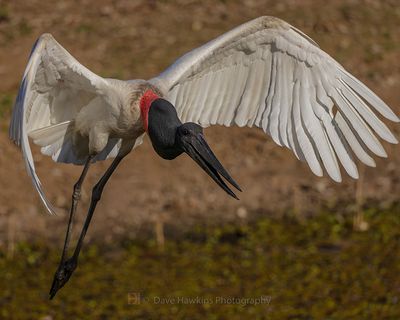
9 34 119 214
150 16 399 182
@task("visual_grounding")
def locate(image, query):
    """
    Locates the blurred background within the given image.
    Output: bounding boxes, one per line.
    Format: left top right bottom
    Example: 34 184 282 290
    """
0 0 399 318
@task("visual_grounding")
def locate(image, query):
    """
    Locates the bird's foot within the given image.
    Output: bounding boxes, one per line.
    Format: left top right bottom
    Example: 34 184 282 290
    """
49 257 78 299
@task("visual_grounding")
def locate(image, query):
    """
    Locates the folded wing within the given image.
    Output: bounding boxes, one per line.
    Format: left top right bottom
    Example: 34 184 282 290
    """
150 16 399 182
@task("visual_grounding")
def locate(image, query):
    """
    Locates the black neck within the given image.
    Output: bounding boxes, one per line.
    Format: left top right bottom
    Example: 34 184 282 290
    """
148 99 183 160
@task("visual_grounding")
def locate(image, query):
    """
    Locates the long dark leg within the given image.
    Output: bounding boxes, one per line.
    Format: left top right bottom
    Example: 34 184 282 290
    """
49 155 93 298
49 154 126 299
71 155 125 260
60 155 94 263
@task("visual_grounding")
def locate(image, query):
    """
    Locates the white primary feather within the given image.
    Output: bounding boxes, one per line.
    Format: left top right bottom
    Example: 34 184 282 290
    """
150 16 399 181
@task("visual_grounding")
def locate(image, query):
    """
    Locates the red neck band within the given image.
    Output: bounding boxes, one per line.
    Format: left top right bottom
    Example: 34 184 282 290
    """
139 90 160 132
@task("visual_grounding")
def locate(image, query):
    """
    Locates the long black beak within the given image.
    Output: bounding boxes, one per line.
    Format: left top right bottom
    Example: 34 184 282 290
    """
183 133 242 199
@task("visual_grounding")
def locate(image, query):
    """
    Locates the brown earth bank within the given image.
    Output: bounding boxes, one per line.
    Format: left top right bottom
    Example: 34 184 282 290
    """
0 0 399 246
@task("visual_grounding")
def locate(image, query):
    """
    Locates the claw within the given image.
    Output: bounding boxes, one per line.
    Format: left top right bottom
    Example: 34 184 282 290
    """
49 258 77 299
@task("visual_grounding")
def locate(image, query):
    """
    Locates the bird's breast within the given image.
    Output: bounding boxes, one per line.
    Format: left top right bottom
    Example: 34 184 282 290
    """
74 83 163 148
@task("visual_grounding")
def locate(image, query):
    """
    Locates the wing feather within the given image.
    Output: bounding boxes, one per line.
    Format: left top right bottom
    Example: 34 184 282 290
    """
217 64 238 125
254 53 272 128
339 69 399 122
293 81 324 177
226 64 249 126
277 53 292 147
268 52 284 145
261 50 278 134
149 16 399 181
210 71 227 124
332 89 387 157
300 71 341 181
235 58 263 126
338 79 397 143
9 34 119 214
335 112 376 167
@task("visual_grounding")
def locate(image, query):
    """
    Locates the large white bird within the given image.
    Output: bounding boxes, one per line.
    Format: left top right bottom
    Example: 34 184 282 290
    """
9 16 399 298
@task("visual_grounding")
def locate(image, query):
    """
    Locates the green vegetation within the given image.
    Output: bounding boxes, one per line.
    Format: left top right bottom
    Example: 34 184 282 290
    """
1 205 399 319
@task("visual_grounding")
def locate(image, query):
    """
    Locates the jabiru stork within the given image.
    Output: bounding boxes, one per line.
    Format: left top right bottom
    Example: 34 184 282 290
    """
9 16 399 298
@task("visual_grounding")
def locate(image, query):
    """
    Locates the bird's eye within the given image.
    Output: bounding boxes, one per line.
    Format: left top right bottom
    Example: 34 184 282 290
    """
182 128 190 136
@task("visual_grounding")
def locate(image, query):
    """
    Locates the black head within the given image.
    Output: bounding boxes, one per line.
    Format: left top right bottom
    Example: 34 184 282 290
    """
175 122 203 147
148 98 241 199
